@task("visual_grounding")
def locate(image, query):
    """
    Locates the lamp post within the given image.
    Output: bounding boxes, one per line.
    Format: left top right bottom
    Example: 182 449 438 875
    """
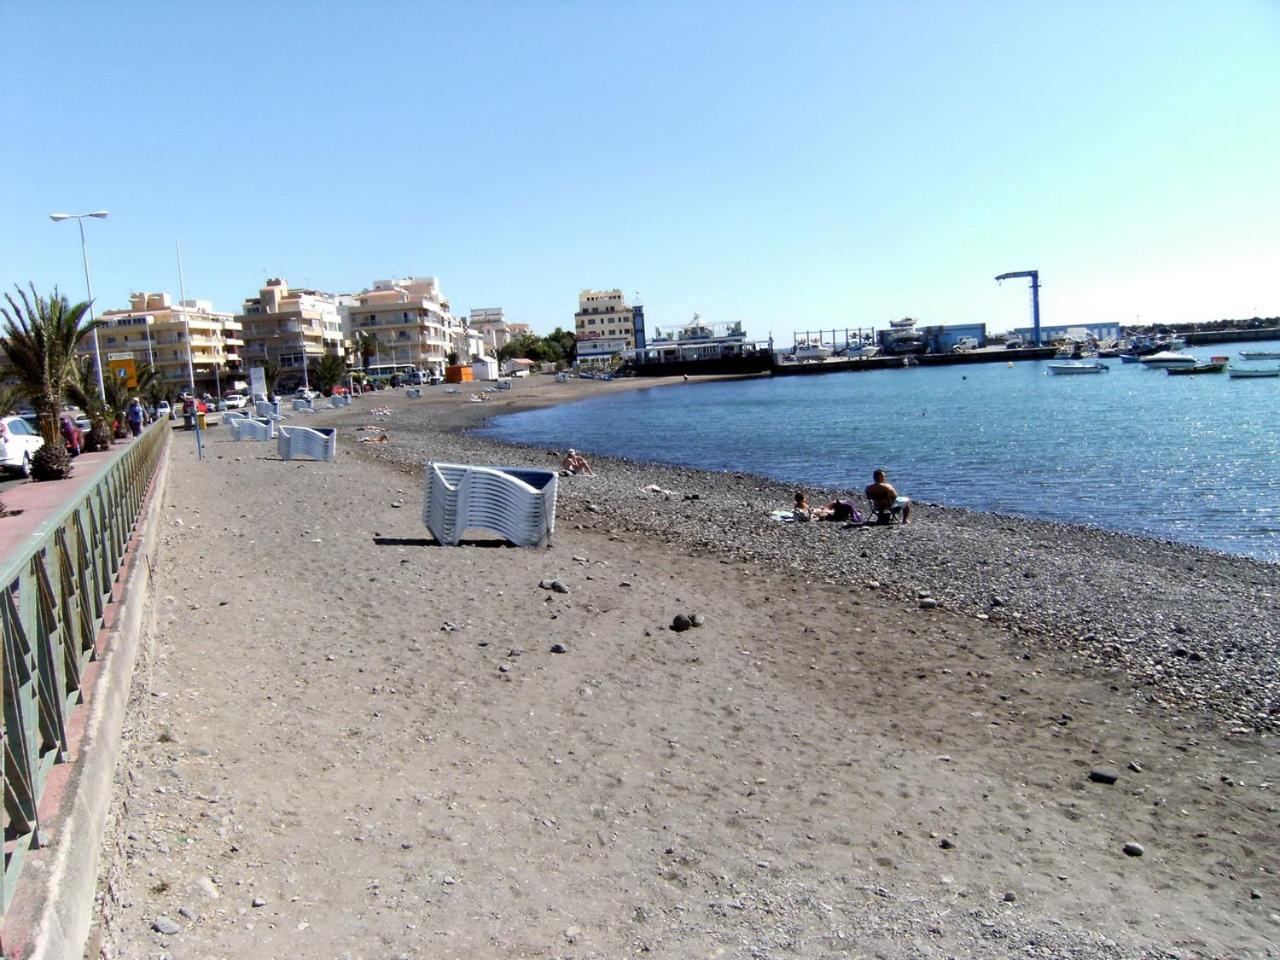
49 210 109 400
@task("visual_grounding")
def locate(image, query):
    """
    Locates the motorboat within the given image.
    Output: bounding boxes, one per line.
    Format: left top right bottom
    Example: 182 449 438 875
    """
842 343 881 359
1166 359 1227 376
1047 360 1109 375
794 342 833 361
1118 354 1142 364
1227 367 1280 379
1139 351 1198 369
1239 350 1280 360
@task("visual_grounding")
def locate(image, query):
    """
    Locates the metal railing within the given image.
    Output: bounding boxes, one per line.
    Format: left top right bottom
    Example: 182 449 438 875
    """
1 420 169 915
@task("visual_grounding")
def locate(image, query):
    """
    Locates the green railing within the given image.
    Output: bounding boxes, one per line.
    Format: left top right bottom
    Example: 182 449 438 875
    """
1 420 168 915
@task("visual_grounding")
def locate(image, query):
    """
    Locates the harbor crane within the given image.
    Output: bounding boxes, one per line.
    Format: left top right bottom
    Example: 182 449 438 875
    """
995 269 1041 345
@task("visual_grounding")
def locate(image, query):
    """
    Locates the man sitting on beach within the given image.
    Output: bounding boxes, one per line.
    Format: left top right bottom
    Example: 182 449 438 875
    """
865 469 911 524
562 449 594 476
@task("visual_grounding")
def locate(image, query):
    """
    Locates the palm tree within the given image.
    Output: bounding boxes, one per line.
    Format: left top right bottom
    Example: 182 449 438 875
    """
356 331 378 370
0 284 101 479
0 383 27 417
310 354 347 396
262 359 282 400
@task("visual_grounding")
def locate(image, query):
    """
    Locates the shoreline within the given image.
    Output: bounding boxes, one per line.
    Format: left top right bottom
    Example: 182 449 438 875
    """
338 375 1280 733
94 382 1280 958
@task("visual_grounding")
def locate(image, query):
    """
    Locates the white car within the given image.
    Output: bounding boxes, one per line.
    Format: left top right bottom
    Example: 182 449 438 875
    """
295 387 319 401
223 394 248 409
0 415 45 477
156 401 173 419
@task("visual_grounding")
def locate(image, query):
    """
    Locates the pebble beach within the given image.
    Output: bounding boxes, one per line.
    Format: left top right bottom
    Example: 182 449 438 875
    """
96 374 1280 959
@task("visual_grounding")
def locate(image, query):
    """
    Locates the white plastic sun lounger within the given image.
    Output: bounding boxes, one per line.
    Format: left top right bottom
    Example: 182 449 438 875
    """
423 461 558 547
277 425 337 461
229 417 275 441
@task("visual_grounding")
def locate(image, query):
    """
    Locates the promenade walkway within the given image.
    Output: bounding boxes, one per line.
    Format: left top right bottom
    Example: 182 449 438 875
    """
90 416 1279 959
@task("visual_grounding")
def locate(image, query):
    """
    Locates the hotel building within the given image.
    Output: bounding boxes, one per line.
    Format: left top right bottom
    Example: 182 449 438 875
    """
93 292 243 395
237 279 345 384
574 289 645 364
347 277 483 375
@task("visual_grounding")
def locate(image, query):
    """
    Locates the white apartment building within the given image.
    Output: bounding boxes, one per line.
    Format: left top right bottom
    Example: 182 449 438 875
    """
237 279 345 384
469 307 516 354
347 277 482 375
94 292 243 395
574 289 637 352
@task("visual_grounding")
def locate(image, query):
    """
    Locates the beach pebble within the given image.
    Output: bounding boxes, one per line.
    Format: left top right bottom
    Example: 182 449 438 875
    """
1089 768 1121 785
550 579 570 594
178 906 196 920
919 598 938 610
251 897 267 907
152 917 181 935
550 643 567 654
690 613 706 628
938 837 955 849
1122 842 1145 857
1128 760 1143 773
671 614 692 632
1002 891 1017 902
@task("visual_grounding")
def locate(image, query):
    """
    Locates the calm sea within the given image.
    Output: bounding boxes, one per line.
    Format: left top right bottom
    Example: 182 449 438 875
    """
477 340 1280 563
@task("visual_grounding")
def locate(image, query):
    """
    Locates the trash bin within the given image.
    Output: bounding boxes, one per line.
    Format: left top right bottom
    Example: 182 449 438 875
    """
196 412 207 430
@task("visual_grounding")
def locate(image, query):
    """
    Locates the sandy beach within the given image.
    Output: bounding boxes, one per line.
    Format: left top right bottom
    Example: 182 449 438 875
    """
94 375 1280 959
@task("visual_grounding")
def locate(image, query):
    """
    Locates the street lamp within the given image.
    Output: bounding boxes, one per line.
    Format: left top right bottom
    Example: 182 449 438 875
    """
50 210 109 400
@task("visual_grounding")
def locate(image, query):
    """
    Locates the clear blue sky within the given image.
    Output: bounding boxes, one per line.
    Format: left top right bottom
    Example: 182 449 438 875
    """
3 1 1277 337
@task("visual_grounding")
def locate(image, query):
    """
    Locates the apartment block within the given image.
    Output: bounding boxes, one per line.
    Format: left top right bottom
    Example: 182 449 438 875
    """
93 292 243 394
237 279 345 383
574 289 637 352
347 277 484 375
469 307 516 354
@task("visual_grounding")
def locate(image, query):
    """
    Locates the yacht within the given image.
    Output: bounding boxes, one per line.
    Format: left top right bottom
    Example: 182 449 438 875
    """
1139 351 1198 369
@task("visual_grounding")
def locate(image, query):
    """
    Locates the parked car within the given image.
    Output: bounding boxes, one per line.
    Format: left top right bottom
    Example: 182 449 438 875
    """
0 415 45 476
952 336 980 353
223 393 248 409
156 401 173 419
295 387 319 401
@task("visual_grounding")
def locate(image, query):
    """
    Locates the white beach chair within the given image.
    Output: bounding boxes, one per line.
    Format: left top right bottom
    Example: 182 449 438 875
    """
292 398 315 412
277 425 337 461
423 461 558 547
330 395 350 408
255 399 282 418
406 387 422 399
230 417 275 441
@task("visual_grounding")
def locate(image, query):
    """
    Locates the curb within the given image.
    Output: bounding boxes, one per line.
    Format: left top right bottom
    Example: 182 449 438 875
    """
1 439 171 960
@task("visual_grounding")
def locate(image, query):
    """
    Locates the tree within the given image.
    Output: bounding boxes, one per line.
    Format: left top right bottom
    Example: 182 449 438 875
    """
356 331 378 370
0 285 101 479
262 359 282 400
310 354 348 395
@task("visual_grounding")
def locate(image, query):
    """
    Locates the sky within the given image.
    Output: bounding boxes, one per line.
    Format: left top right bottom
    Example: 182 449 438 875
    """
3 1 1278 338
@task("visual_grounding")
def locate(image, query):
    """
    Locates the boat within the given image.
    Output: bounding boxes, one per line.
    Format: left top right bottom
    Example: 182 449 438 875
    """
1047 360 1109 375
1227 367 1280 379
1166 360 1226 376
794 342 833 361
1239 351 1280 360
1139 351 1198 369
882 317 929 356
1118 354 1142 364
842 342 880 359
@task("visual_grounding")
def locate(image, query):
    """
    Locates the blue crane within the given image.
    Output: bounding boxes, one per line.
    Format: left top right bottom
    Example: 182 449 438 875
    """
995 270 1041 345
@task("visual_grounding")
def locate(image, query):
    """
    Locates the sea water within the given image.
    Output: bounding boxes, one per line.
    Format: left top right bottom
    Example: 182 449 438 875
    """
477 341 1280 563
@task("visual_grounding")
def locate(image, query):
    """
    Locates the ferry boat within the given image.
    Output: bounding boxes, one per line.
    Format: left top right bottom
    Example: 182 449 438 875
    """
1239 350 1280 360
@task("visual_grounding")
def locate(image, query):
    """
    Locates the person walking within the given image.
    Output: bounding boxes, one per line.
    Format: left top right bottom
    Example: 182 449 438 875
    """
126 397 145 438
